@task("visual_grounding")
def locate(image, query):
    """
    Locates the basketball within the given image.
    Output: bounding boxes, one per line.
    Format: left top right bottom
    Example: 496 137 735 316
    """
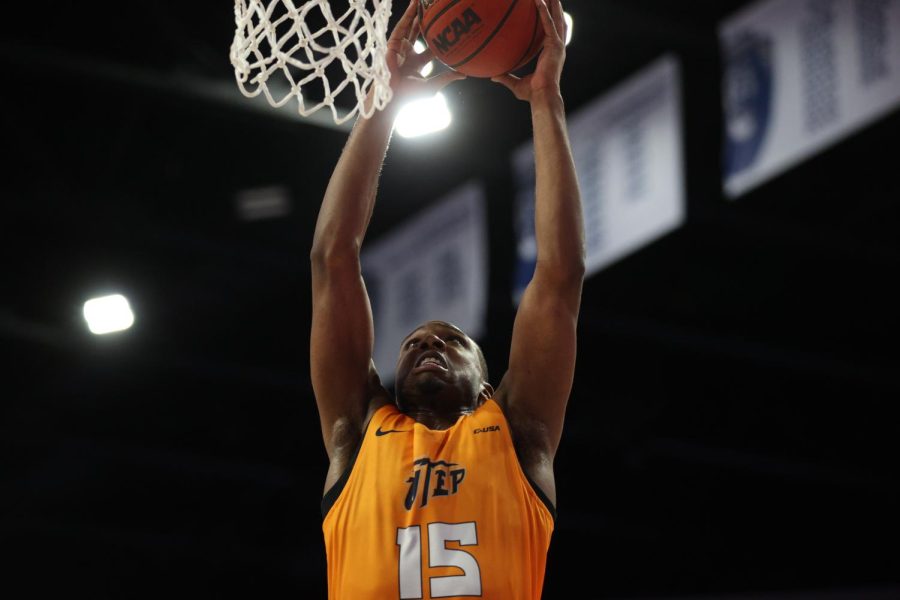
418 0 546 78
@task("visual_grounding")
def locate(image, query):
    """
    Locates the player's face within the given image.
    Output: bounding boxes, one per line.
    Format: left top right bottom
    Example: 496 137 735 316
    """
395 321 484 401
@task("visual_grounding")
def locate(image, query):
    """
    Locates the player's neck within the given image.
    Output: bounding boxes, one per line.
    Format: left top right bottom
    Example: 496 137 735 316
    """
404 406 475 431
398 382 482 429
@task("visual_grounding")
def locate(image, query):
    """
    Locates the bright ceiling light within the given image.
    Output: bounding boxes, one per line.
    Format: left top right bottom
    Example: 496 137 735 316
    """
564 12 573 46
413 40 434 77
83 294 135 335
395 92 452 138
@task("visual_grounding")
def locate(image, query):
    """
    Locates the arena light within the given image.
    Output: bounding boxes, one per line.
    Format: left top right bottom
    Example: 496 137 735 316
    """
564 12 573 45
395 93 452 138
83 294 135 335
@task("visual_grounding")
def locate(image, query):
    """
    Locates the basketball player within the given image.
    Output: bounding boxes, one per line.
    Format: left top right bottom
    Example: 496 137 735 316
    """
310 0 583 597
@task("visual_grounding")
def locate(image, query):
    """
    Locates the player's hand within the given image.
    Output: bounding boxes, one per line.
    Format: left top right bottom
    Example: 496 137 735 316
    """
491 0 567 103
385 0 466 106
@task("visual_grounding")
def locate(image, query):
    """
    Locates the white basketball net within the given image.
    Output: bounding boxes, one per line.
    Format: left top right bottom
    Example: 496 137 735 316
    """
230 0 393 125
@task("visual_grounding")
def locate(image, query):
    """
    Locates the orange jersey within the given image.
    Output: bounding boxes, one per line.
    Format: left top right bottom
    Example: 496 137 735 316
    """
322 399 555 599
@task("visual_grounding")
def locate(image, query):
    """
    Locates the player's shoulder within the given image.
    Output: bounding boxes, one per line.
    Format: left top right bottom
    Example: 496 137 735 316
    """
491 392 553 460
485 395 558 512
362 393 395 431
359 361 393 424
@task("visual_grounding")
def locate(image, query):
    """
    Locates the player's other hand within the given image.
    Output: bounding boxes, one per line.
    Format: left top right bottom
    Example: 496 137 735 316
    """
491 0 567 103
385 0 467 106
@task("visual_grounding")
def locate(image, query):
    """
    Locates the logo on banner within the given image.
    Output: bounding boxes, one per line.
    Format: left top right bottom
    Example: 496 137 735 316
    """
723 31 774 178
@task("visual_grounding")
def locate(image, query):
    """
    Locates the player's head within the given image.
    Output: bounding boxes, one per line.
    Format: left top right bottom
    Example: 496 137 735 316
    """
395 320 492 412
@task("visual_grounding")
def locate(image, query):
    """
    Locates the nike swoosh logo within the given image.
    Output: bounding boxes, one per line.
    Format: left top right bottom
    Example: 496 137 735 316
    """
376 426 408 437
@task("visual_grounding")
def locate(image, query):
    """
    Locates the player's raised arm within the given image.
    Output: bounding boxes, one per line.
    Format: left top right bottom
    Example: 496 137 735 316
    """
492 0 585 475
310 0 465 460
309 109 389 463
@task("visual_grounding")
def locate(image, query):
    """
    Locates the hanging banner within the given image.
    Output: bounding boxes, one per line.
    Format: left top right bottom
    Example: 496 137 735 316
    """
513 55 685 301
362 182 488 384
721 0 900 198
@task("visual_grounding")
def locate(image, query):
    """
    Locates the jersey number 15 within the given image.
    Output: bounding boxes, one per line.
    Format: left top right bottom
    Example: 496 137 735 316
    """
396 521 482 598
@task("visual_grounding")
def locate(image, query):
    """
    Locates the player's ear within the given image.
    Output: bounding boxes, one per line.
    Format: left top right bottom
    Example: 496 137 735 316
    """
479 383 495 403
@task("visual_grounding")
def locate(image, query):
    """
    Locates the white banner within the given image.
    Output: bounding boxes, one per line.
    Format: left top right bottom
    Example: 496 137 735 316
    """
722 0 900 198
362 183 488 384
512 55 685 301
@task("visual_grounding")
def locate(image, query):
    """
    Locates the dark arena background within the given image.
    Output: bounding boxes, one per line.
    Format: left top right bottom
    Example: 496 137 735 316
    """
3 1 899 598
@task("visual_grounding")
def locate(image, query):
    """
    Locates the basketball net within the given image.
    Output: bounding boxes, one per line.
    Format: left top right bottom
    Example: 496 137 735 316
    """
230 0 393 125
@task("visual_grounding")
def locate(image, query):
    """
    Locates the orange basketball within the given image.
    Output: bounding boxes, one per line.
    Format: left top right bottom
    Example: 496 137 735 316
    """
418 0 546 78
